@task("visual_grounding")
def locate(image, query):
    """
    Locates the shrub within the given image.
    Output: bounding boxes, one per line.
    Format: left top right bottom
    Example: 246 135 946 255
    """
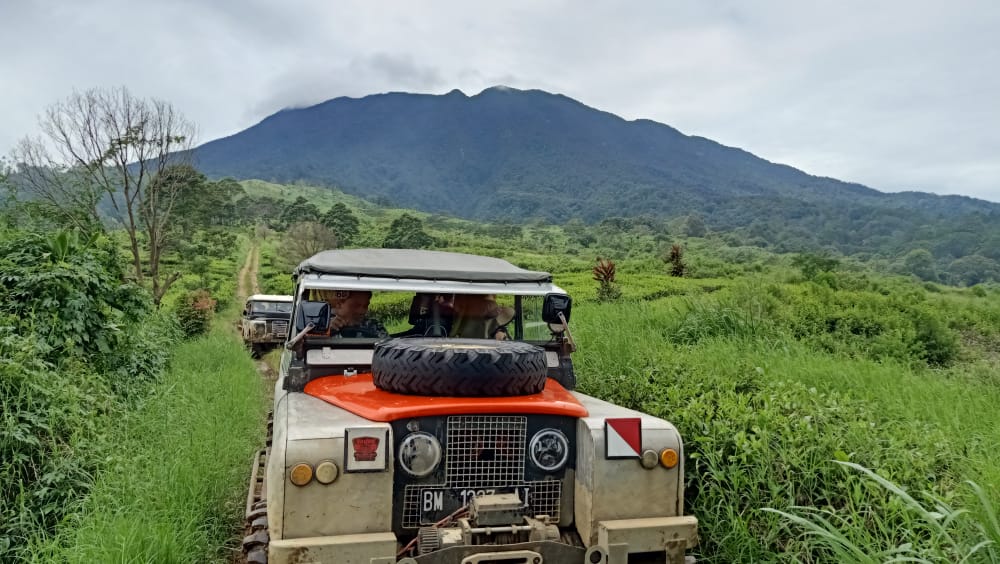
174 289 217 337
95 311 181 399
593 258 622 302
0 228 181 560
666 244 686 277
576 347 961 562
910 309 959 366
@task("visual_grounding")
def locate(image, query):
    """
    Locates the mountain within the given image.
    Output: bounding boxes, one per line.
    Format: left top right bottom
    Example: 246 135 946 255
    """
192 87 1000 276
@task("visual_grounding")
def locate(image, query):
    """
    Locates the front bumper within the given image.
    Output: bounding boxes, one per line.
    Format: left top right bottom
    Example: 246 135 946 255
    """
268 516 697 564
270 532 397 564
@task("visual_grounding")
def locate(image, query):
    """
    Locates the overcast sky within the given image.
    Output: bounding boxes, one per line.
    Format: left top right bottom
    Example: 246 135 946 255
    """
2 0 998 202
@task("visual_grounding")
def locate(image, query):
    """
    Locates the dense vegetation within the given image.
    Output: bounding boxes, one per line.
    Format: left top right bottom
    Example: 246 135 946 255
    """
191 87 1000 284
26 323 265 563
0 165 259 561
4 144 1000 562
0 222 180 560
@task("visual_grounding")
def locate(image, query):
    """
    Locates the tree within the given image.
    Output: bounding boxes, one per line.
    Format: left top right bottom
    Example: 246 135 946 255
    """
792 252 840 281
666 244 686 277
278 196 321 230
382 214 435 249
902 248 938 282
285 221 338 264
11 87 195 304
321 202 360 247
947 255 1000 286
683 213 707 237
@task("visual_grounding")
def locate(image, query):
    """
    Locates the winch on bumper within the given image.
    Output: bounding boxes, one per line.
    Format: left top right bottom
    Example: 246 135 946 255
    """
268 494 696 564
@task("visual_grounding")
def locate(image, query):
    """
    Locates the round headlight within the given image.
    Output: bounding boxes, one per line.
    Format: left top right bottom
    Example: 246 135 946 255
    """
399 432 442 477
529 429 569 471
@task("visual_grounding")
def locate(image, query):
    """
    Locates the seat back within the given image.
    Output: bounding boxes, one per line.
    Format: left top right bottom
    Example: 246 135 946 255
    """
407 294 454 337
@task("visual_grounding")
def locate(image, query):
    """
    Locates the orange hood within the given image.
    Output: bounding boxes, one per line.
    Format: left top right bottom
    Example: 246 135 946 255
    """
304 373 588 422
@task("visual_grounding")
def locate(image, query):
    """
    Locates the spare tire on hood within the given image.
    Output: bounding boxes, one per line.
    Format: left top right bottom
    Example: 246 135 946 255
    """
372 338 547 397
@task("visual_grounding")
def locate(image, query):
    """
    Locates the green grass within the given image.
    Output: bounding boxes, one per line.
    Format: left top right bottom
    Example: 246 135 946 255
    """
764 462 1000 563
25 318 268 563
572 300 1000 562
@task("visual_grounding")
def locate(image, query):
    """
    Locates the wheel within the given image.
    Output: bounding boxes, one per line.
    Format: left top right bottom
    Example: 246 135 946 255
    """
372 338 547 397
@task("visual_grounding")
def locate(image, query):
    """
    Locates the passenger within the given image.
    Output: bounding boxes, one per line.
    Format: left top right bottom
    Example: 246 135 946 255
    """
311 290 388 338
449 294 514 340
394 293 456 337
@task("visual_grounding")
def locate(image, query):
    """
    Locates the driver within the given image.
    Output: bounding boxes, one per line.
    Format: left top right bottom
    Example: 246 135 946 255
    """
313 290 388 338
450 294 514 340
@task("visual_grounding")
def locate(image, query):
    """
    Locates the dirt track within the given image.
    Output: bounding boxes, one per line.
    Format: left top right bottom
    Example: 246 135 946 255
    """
230 243 274 564
237 244 260 300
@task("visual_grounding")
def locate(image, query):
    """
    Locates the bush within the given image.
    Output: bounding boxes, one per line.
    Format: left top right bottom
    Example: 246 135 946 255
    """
174 289 217 337
593 258 622 303
910 309 959 366
95 311 181 399
0 227 181 560
781 285 961 367
668 299 776 344
575 342 962 562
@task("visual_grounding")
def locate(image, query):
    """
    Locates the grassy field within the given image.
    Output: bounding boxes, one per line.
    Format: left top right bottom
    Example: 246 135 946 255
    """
23 310 268 563
570 283 1000 561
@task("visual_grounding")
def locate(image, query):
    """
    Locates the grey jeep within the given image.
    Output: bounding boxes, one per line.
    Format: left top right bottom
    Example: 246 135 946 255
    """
241 294 294 357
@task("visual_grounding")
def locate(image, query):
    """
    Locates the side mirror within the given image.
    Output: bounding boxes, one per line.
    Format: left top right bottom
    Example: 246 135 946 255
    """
542 293 572 324
294 300 331 333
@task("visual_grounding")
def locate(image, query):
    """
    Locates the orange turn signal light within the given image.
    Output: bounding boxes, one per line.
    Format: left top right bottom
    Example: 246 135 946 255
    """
660 448 679 469
290 463 314 486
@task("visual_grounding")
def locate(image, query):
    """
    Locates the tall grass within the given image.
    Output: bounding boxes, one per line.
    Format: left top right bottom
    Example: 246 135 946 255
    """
572 298 1000 562
25 322 267 563
765 462 1000 563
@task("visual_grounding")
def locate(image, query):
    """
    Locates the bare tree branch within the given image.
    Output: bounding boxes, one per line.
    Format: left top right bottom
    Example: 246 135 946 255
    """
9 86 196 304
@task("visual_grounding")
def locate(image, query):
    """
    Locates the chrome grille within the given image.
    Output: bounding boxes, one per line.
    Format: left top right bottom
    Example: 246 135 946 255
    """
271 320 288 336
446 415 526 488
398 416 563 529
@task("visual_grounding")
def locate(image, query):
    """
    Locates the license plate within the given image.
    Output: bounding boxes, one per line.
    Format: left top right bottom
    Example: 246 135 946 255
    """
418 485 531 524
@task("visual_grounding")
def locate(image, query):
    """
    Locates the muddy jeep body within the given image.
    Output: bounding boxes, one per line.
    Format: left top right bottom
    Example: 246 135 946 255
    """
249 250 697 564
241 294 293 356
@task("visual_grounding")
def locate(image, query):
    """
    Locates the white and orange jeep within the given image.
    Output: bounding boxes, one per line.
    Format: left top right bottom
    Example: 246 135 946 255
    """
243 249 697 564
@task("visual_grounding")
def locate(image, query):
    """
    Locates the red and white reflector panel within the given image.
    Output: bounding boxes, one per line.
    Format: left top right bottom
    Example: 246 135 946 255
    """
345 427 389 472
605 418 642 459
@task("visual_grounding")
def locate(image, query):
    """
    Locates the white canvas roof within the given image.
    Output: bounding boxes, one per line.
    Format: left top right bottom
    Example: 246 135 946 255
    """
295 249 552 283
247 294 294 302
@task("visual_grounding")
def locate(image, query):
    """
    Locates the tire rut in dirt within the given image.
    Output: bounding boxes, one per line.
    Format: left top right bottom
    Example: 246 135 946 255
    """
372 338 547 397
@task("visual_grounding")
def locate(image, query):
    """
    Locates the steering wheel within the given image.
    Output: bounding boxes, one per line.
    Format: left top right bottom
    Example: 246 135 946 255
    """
422 323 449 338
338 325 384 338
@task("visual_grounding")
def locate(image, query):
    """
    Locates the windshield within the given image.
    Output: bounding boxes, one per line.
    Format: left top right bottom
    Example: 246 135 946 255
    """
251 301 293 314
299 289 557 343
